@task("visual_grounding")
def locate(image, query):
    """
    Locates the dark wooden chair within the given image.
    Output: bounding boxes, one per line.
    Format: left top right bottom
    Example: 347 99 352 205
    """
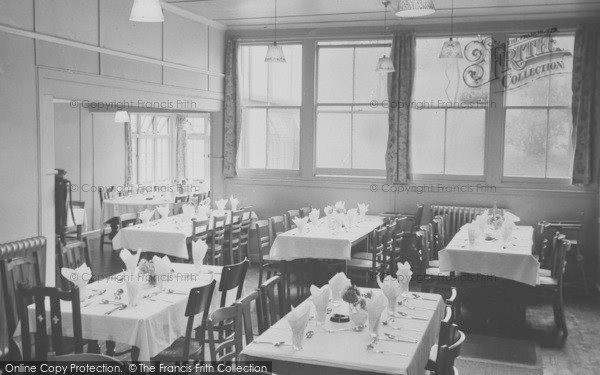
285 209 301 230
0 236 45 360
65 201 86 241
175 195 189 203
119 212 140 228
210 215 228 266
239 209 253 261
436 325 466 375
151 280 216 362
188 218 210 264
56 239 91 290
347 228 385 287
256 220 281 287
98 187 120 252
420 224 454 292
207 304 244 361
268 216 286 244
218 259 250 308
260 275 288 329
236 290 265 345
225 211 243 264
351 225 387 262
426 305 454 372
17 285 83 360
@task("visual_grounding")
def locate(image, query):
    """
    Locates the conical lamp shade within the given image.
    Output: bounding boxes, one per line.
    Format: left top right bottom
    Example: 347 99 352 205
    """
130 0 164 22
265 42 286 63
439 40 463 58
114 111 131 123
376 55 395 73
395 0 436 17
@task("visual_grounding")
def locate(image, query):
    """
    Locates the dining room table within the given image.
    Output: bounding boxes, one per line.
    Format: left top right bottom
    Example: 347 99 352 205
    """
269 215 384 262
100 194 184 223
438 225 540 286
14 263 238 362
241 289 446 375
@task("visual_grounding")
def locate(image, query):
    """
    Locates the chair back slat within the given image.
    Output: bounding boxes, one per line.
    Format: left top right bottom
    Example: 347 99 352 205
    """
268 216 286 244
207 304 243 361
210 215 228 265
219 259 250 307
239 209 253 260
260 275 286 329
285 210 301 230
225 211 244 264
236 290 264 344
56 239 91 290
255 220 271 264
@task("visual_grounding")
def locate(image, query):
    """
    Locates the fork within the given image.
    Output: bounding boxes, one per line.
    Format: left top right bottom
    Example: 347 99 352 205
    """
366 343 407 356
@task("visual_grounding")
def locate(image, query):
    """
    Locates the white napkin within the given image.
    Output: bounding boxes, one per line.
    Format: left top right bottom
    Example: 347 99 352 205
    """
334 201 346 213
366 293 387 337
396 261 413 286
467 221 480 247
292 216 309 234
310 284 330 323
328 272 351 301
347 208 358 228
139 209 154 224
215 199 228 212
181 204 196 218
501 220 516 246
156 205 170 219
329 212 344 232
286 303 311 348
324 205 333 216
308 209 320 225
152 255 173 289
196 204 209 220
119 249 141 273
125 273 143 307
229 195 239 211
377 275 403 305
191 238 208 269
61 264 91 301
475 213 487 232
357 203 369 216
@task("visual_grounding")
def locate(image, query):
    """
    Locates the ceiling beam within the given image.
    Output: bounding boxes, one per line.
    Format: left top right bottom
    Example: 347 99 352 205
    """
160 1 227 30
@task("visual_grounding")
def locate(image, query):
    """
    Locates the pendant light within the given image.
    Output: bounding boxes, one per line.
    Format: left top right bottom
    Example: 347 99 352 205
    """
439 0 462 58
130 0 164 22
376 1 395 73
114 111 131 123
265 0 286 63
394 0 436 18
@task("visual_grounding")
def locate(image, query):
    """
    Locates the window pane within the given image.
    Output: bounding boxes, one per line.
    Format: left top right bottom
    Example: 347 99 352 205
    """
352 107 387 169
410 109 445 174
186 138 205 181
503 109 547 177
266 108 300 169
155 116 169 135
547 109 573 178
239 108 267 169
186 117 207 135
317 48 354 103
240 45 269 106
269 45 302 106
445 109 485 175
505 35 574 107
155 138 170 182
413 36 490 105
354 47 390 103
139 115 153 134
316 107 351 168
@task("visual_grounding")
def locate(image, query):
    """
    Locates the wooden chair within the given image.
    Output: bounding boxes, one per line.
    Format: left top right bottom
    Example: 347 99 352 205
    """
175 195 189 203
420 225 454 292
17 286 83 360
65 201 85 241
347 228 385 287
268 216 287 245
98 187 120 252
256 220 281 287
210 215 228 266
151 280 216 362
172 202 186 215
285 209 301 230
0 236 45 360
188 218 209 264
351 225 387 262
239 209 253 261
118 212 140 228
236 290 265 345
428 215 447 267
56 239 91 291
207 304 244 361
436 326 466 375
218 259 250 308
225 211 243 264
260 275 288 329
299 206 312 218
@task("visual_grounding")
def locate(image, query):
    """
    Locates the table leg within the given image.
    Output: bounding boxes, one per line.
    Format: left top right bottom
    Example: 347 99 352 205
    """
106 340 116 356
131 346 140 362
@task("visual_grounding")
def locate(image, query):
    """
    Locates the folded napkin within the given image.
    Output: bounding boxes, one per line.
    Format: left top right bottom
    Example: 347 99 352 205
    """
503 211 520 224
467 221 480 247
377 275 403 315
357 203 369 216
139 209 154 224
501 220 516 246
215 199 228 212
396 261 413 286
152 255 174 289
308 209 320 225
329 212 344 232
196 204 209 220
61 264 91 301
366 293 387 337
229 195 239 211
324 205 333 216
334 200 346 213
125 273 143 307
310 284 330 324
156 205 170 219
475 213 487 232
181 204 196 218
347 208 358 228
328 272 351 301
192 238 208 269
286 303 311 350
119 249 141 273
292 216 309 234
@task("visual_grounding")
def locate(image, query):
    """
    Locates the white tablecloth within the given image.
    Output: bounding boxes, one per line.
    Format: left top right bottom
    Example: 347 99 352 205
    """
67 208 87 229
439 225 540 286
241 289 445 375
101 195 175 222
15 264 240 362
269 216 384 261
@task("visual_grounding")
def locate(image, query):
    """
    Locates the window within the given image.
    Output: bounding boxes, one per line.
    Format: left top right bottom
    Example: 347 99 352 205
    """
237 44 302 170
131 114 171 185
185 115 210 183
502 34 574 180
411 36 489 177
315 41 390 175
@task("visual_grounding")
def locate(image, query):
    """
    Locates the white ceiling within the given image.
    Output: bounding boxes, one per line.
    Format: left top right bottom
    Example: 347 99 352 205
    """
164 0 600 30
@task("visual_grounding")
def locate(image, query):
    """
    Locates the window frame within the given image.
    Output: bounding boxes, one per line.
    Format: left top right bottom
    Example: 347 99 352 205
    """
184 114 211 183
237 42 303 175
131 113 173 186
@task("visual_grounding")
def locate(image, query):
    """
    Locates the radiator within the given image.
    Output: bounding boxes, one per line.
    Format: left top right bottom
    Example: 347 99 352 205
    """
430 205 488 239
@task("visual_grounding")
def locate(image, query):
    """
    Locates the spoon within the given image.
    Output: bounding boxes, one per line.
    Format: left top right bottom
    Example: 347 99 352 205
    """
305 330 314 339
253 341 287 347
100 299 126 307
326 325 365 333
398 299 437 311
87 289 106 299
395 311 428 321
150 297 173 303
409 293 437 301
104 304 126 315
382 320 423 332
383 332 418 343
167 289 187 295
366 342 407 356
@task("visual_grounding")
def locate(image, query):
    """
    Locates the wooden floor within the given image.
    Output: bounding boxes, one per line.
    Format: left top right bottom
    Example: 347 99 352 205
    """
89 237 600 374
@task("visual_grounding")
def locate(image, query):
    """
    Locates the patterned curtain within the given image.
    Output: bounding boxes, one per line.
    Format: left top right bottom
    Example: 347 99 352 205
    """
124 121 133 186
223 39 241 177
175 114 187 180
386 32 416 184
572 24 600 186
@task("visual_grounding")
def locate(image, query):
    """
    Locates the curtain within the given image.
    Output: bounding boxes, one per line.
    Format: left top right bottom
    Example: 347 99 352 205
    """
386 32 416 184
223 39 241 177
571 24 600 186
175 114 187 180
124 121 133 186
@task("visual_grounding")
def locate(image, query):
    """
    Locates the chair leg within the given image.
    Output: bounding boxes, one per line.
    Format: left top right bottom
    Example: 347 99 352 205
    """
99 230 105 252
258 265 264 288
